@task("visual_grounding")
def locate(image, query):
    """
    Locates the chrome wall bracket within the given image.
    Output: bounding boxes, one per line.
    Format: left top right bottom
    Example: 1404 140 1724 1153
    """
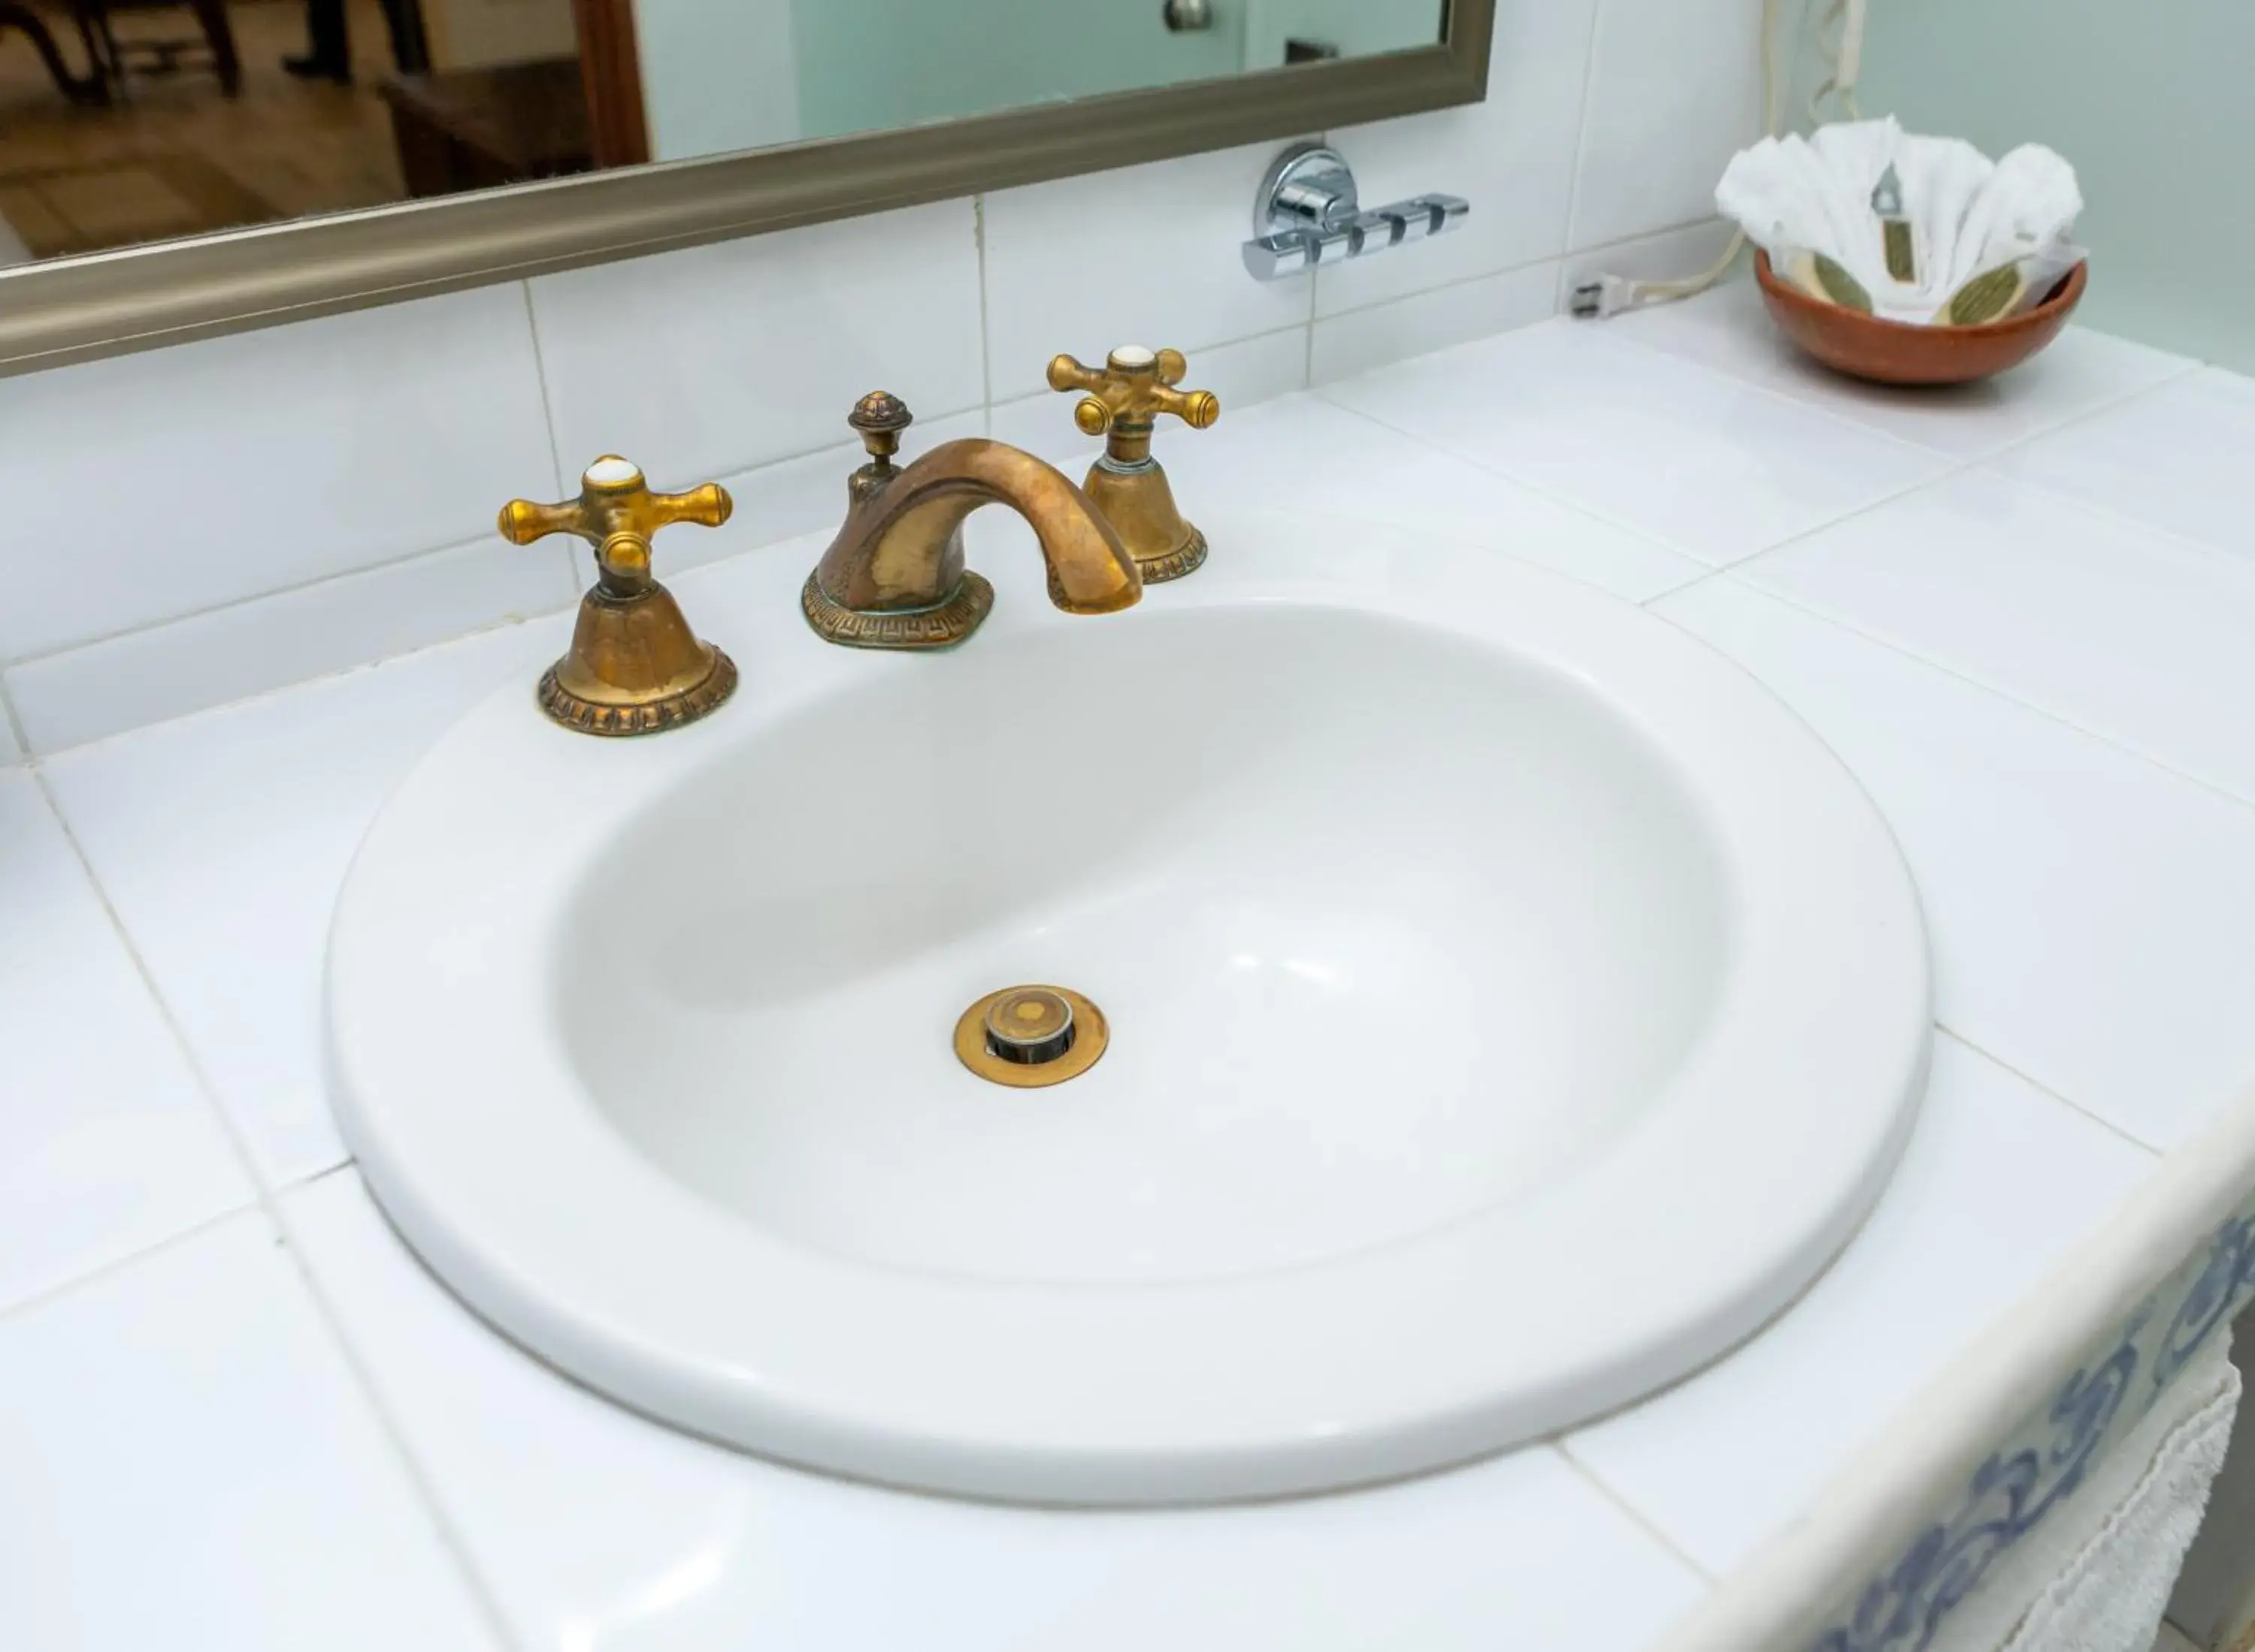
1242 142 1467 281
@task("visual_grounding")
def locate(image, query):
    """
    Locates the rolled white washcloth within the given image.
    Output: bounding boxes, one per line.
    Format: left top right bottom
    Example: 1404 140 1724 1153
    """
1715 116 2084 324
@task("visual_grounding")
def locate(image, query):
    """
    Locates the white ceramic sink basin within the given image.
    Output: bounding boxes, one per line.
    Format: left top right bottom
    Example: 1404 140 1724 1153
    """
328 510 1930 1505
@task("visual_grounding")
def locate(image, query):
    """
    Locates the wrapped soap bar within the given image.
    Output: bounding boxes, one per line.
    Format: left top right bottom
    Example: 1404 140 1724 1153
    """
1940 238 2090 325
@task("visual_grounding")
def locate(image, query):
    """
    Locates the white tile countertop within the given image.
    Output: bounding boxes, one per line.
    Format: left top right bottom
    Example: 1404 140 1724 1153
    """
6 282 2253 1650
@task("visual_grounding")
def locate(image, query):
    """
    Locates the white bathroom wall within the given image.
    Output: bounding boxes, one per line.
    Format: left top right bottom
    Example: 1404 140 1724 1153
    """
634 0 801 162
0 0 1760 763
1857 0 2255 376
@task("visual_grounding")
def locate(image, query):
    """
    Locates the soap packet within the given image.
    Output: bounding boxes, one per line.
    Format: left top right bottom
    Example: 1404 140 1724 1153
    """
1771 247 1877 313
1936 238 2088 325
1772 237 2086 325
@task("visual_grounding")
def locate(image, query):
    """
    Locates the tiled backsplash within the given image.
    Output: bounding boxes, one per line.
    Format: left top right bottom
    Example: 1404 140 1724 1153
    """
0 0 1758 760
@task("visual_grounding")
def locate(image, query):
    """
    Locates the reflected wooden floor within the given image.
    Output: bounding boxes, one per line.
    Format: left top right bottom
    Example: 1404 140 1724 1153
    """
0 0 406 257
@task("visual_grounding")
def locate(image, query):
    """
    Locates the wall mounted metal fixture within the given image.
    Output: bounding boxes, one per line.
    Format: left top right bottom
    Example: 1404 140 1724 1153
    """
1242 141 1468 281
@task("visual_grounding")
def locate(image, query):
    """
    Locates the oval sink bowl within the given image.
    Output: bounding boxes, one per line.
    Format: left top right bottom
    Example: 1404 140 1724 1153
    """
328 512 1930 1505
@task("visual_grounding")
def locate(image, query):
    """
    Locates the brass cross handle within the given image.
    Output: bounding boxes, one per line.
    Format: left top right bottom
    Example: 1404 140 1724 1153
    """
498 455 732 594
1046 346 1220 439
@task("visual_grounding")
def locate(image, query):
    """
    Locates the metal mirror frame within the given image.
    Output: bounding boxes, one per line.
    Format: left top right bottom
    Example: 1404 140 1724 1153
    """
0 2 1492 377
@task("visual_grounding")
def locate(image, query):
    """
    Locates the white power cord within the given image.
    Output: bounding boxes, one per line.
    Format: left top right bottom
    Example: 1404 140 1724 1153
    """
1810 0 1866 123
1570 0 1867 319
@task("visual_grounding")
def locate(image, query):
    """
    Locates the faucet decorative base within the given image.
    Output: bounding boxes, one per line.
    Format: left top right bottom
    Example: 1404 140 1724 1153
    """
537 581 737 736
1135 527 1208 585
537 648 737 737
800 569 996 650
1079 456 1208 583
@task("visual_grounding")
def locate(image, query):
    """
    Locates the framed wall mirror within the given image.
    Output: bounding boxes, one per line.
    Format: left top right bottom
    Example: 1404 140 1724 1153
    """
0 0 1491 375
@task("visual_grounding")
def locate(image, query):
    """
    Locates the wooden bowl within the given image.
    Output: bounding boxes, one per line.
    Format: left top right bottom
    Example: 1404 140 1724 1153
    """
1753 251 2087 386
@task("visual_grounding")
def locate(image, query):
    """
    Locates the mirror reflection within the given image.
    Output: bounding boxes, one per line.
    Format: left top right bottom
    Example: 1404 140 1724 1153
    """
0 0 1443 265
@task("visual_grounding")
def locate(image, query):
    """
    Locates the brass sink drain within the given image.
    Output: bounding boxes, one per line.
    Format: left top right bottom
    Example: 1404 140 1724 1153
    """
955 985 1109 1088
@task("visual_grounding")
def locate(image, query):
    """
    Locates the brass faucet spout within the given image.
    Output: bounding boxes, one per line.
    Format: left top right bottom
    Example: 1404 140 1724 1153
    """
806 431 1142 649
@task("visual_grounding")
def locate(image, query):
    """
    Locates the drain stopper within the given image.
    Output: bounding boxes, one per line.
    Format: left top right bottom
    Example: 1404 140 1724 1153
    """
954 985 1109 1088
984 987 1076 1064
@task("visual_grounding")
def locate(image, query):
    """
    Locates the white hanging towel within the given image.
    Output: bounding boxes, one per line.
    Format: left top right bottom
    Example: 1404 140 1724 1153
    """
1930 1334 2240 1652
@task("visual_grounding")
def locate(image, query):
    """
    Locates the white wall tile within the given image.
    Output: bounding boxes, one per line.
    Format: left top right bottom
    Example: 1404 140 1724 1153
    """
1569 1033 2152 1575
0 20 1780 744
286 1168 1706 1652
1989 369 2255 559
1742 469 2255 803
982 144 1315 402
1003 392 1701 604
0 285 554 663
1567 0 1763 251
1322 319 1948 564
530 200 985 487
0 1213 498 1652
8 537 578 756
41 619 570 1184
0 14 1787 745
1312 261 1559 384
1612 280 2197 460
1655 577 2255 1150
0 773 251 1312
0 694 20 765
1314 0 1600 317
988 326 1309 468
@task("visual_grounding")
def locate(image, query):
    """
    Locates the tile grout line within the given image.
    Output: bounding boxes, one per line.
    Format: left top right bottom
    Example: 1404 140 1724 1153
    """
973 195 995 434
1594 295 2205 476
1691 459 1986 575
23 770 528 1652
1312 316 2025 576
1563 311 1963 467
0 1200 254 1331
1933 1023 2167 1161
1713 407 2202 599
1550 1439 1718 1583
1310 326 2255 818
1308 389 1729 559
0 675 29 762
1310 252 1564 346
517 280 571 501
1697 567 2255 821
1997 460 2247 564
1555 0 1614 262
1566 212 1739 267
1307 238 1626 332
25 607 556 766
1685 359 2214 588
652 407 990 505
0 523 578 675
1306 211 1738 348
1637 564 1724 609
1953 359 2206 467
990 319 1316 411
1302 186 1320 387
265 1191 530 1651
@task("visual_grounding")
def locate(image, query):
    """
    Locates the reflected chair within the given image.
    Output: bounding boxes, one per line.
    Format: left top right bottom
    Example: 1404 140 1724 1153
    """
2 4 102 101
68 0 242 98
